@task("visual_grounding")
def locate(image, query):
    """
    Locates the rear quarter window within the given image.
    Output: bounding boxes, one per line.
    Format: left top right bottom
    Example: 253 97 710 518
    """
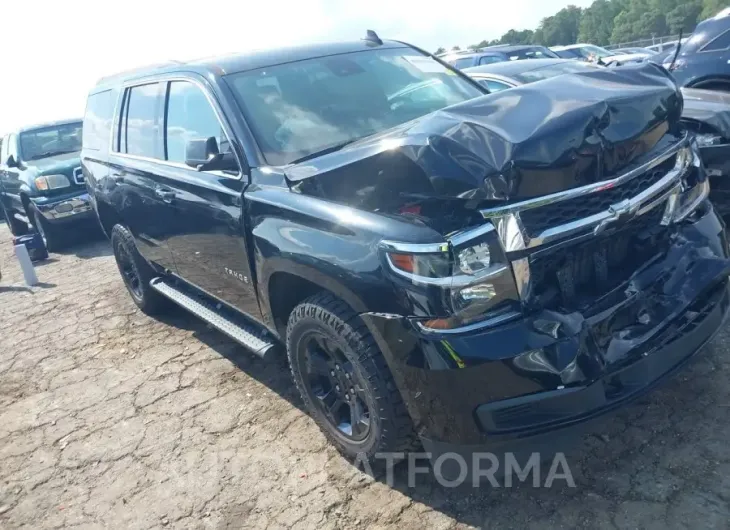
83 90 113 151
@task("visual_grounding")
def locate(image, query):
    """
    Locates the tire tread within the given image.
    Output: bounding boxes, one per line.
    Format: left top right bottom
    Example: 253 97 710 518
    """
287 292 420 458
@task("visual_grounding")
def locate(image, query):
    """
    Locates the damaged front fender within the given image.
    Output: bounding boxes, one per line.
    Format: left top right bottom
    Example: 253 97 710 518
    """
361 204 730 444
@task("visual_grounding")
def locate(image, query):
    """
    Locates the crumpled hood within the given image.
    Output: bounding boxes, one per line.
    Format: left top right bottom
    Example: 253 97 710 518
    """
681 87 730 138
288 62 682 218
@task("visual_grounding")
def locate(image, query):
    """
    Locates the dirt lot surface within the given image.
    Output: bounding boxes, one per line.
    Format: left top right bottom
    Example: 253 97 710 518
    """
1 221 730 529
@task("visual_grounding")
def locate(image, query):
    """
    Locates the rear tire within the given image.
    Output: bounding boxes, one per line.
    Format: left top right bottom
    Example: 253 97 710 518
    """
30 206 64 252
111 224 169 315
286 292 420 461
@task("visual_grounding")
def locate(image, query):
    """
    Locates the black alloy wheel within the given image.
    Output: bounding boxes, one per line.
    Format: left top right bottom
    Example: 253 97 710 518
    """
297 330 371 441
286 292 420 460
117 241 144 301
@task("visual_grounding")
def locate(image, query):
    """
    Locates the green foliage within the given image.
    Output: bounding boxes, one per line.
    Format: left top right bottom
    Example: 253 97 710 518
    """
537 5 584 46
447 0 728 51
435 47 446 55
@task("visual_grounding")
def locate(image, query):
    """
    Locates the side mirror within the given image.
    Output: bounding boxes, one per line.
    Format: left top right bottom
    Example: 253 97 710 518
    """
6 154 18 168
185 137 238 172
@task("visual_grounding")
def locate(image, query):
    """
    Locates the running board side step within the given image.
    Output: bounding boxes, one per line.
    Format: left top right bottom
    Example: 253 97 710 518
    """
149 277 277 360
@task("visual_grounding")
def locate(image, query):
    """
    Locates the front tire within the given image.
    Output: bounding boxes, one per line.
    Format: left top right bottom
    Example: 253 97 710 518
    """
111 224 169 315
30 206 64 252
287 292 419 461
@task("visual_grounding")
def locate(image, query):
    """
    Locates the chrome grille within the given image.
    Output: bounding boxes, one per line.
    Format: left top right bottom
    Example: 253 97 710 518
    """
519 156 675 238
477 134 705 308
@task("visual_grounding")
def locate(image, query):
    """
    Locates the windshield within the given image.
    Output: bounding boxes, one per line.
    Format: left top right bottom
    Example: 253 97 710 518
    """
576 45 612 59
513 61 599 83
225 47 483 165
19 123 82 161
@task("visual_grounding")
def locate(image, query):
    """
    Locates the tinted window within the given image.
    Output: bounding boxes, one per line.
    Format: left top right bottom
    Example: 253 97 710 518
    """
451 57 476 69
479 55 504 65
483 79 512 92
165 81 232 164
553 49 578 59
226 47 483 166
702 29 730 51
506 47 559 60
83 90 113 151
123 83 161 158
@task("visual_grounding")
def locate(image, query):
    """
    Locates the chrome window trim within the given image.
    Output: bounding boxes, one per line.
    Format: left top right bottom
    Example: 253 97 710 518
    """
480 135 688 218
108 75 243 180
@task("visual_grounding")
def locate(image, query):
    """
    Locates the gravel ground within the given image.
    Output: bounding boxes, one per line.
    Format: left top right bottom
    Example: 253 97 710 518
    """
1 221 729 529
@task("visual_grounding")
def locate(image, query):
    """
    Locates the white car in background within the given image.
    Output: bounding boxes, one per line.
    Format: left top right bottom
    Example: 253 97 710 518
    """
551 43 651 65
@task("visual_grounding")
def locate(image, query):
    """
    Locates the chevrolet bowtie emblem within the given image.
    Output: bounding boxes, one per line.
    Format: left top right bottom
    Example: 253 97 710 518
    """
593 199 639 235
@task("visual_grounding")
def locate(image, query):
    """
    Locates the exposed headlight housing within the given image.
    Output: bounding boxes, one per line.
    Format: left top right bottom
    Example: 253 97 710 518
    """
695 132 724 148
35 174 71 191
381 223 520 331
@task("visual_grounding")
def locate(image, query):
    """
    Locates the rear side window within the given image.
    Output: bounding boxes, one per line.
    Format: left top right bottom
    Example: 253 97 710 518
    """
702 29 730 52
451 57 475 69
120 83 162 158
164 81 232 164
483 79 512 92
479 56 504 65
83 90 113 151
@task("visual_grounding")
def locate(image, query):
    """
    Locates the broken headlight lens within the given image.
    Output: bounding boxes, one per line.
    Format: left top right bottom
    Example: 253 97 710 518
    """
382 223 520 331
695 133 724 148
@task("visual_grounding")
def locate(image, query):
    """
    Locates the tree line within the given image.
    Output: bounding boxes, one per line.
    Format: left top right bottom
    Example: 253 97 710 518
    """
435 0 727 53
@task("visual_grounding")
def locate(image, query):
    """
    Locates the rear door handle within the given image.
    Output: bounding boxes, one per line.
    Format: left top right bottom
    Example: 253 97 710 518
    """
155 188 176 202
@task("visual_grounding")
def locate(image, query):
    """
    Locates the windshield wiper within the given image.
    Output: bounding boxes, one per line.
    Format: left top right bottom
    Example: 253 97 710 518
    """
289 139 359 165
28 149 77 160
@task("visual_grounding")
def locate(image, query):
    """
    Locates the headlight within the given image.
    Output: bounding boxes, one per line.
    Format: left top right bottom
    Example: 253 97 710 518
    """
381 223 520 331
35 174 71 191
695 133 724 148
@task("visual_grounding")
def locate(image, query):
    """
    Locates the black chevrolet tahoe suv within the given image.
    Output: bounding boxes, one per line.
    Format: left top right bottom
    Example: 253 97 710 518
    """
83 34 730 475
1 119 93 251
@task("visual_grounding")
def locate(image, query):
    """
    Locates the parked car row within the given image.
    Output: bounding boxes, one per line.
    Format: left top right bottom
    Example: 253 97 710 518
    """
2 29 730 481
442 9 730 93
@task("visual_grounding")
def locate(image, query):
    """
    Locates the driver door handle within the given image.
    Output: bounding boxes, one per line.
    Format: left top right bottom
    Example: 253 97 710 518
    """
155 188 176 202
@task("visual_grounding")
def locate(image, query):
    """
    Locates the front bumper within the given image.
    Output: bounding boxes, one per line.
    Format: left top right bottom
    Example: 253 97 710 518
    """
33 191 93 224
361 204 730 453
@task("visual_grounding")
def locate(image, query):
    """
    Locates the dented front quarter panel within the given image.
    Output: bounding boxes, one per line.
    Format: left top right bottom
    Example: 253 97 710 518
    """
361 204 730 444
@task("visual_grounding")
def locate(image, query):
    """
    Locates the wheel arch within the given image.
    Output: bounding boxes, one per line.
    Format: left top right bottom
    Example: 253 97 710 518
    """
263 261 369 339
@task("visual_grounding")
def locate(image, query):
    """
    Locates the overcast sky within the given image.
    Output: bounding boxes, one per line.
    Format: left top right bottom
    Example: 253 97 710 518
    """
0 0 593 135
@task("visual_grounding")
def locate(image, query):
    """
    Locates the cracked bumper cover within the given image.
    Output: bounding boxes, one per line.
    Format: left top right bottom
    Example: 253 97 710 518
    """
33 191 93 223
360 203 730 452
